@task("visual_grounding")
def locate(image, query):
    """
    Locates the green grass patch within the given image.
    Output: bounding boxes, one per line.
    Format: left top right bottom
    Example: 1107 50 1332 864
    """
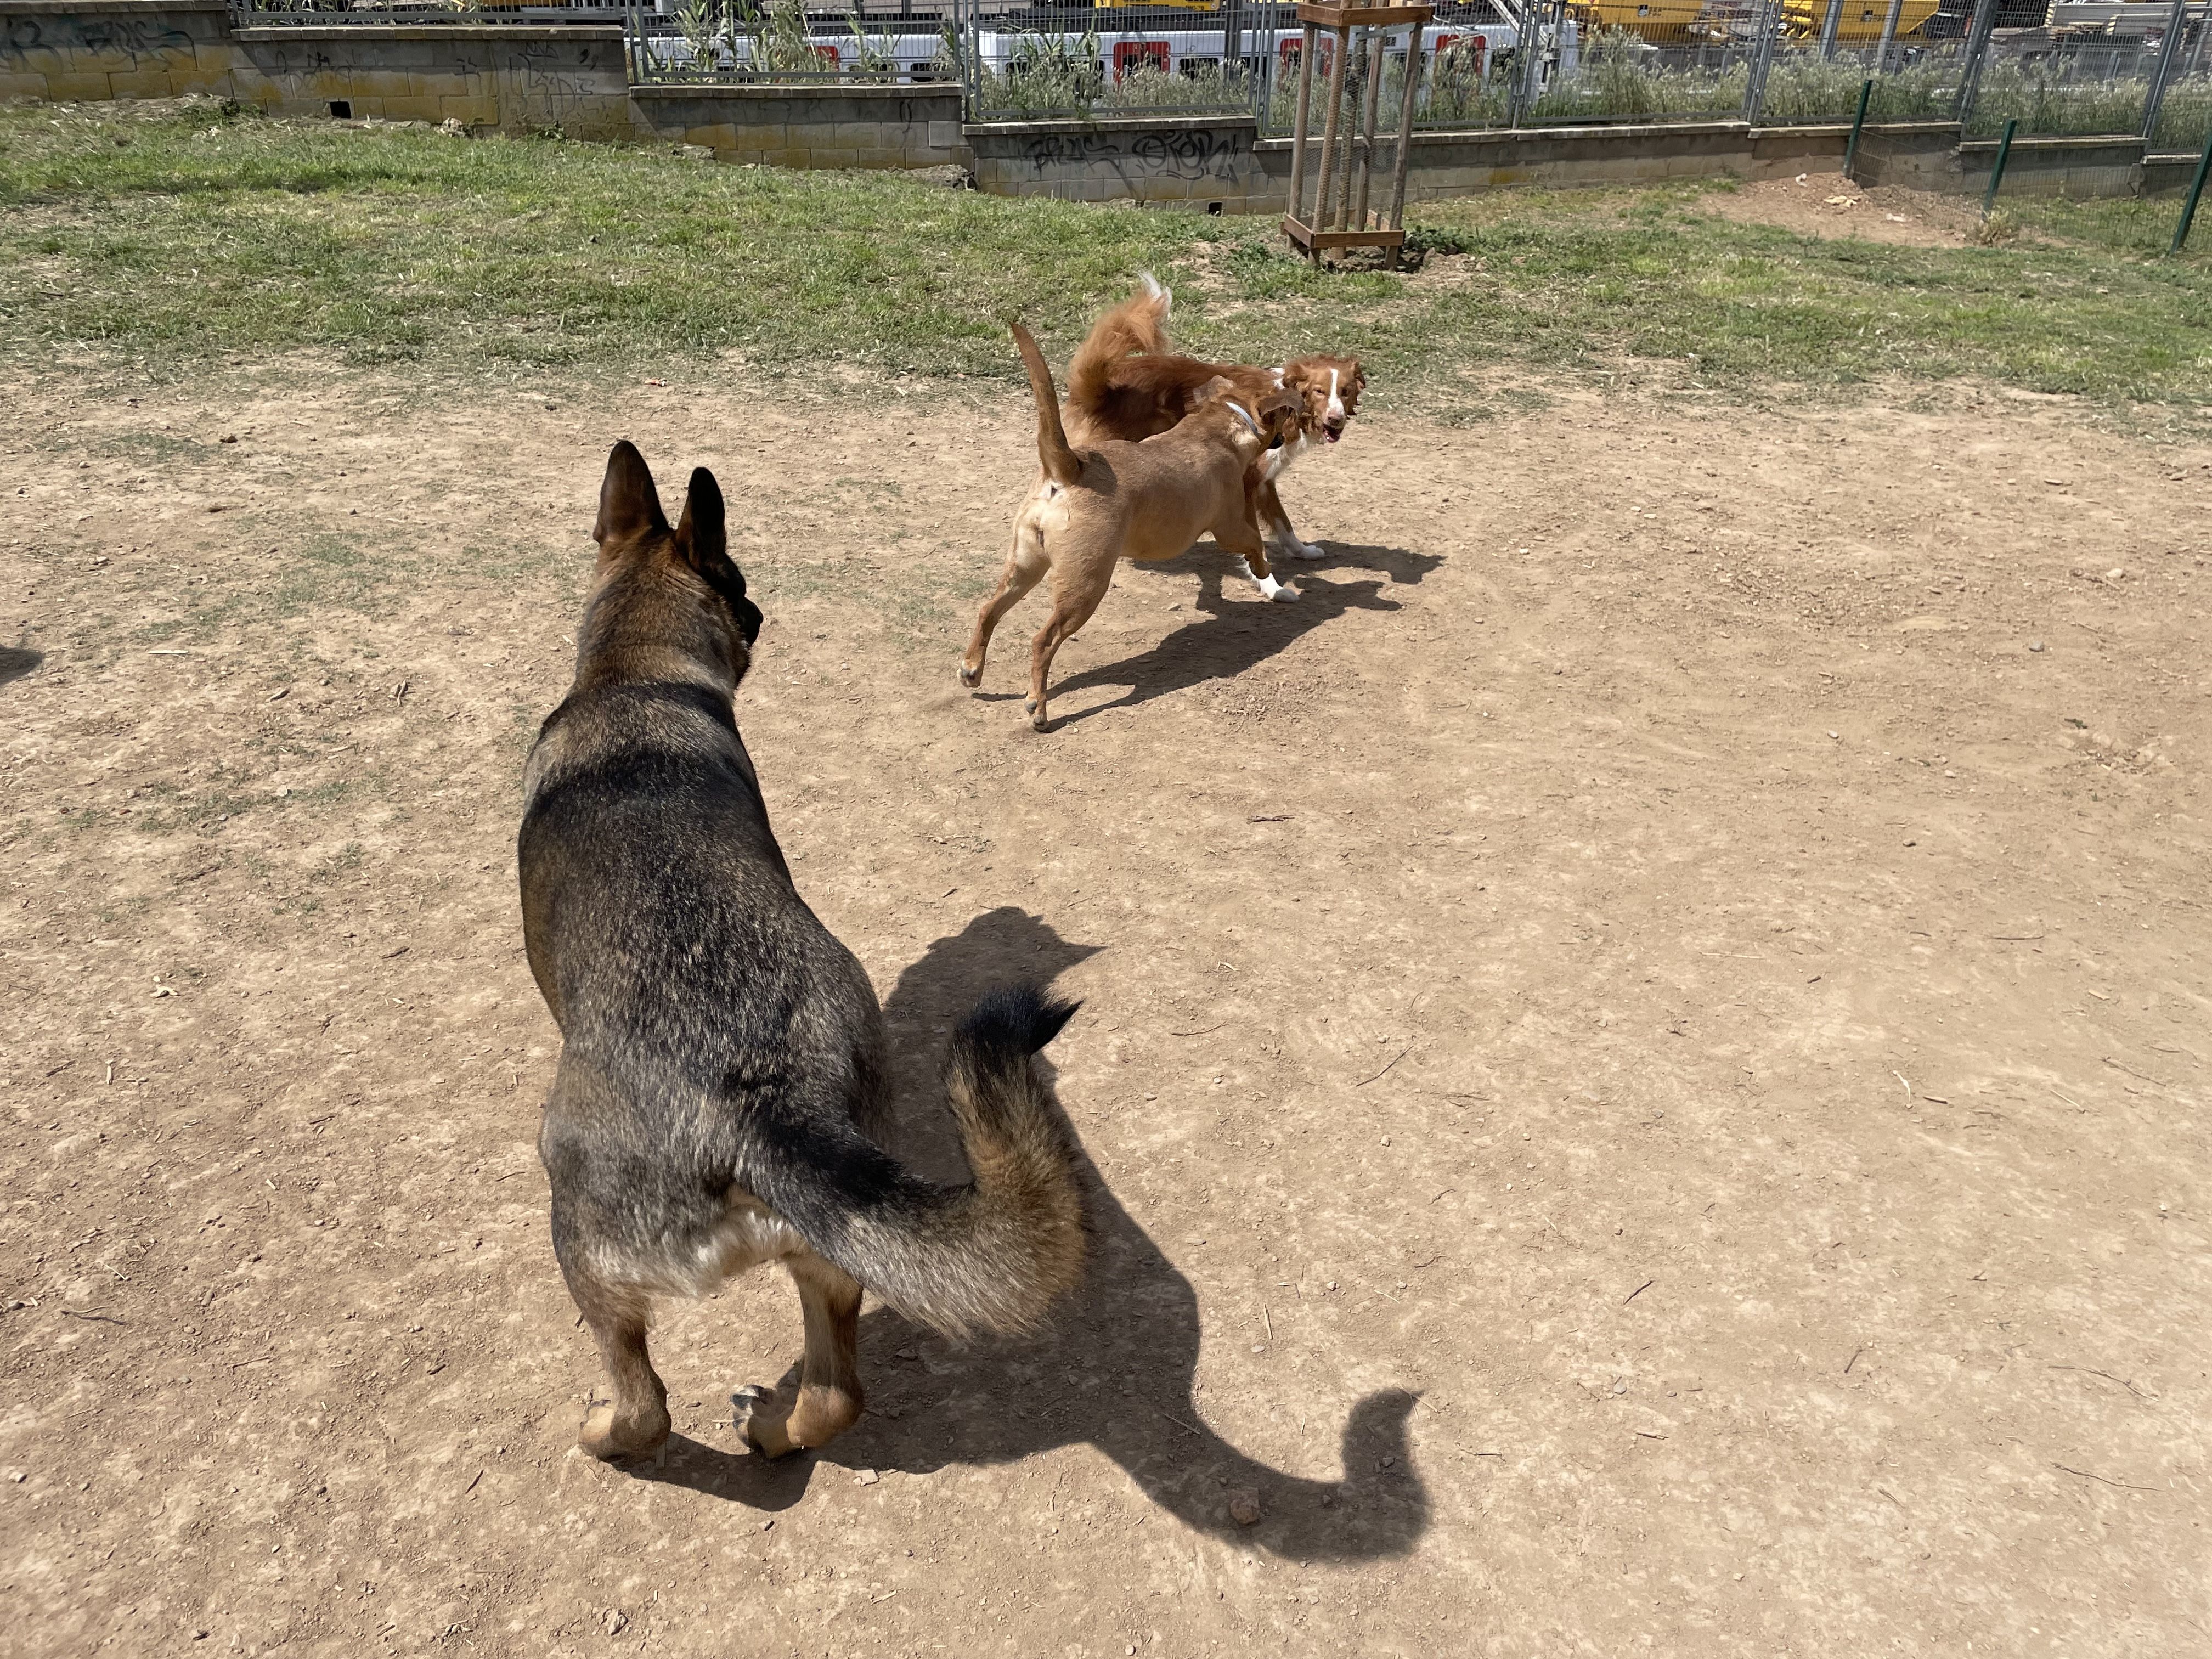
1 100 2208 417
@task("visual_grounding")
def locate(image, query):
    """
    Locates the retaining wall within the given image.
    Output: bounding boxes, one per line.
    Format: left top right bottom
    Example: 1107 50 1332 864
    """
0 1 2162 202
1953 132 2148 199
968 114 1270 209
2 0 236 104
2140 150 2202 194
631 83 963 170
230 24 632 137
1363 119 1862 201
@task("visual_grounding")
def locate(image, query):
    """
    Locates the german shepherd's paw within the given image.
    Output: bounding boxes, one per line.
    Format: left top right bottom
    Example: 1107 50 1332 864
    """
577 1398 671 1463
957 661 983 689
732 1381 862 1457
731 1383 795 1457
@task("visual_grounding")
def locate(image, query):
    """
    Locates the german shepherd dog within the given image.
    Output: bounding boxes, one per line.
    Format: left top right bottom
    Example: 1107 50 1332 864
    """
519 442 1086 1463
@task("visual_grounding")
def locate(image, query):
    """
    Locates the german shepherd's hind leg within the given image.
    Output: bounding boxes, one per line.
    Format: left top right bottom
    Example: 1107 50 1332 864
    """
732 1251 865 1458
567 1274 673 1463
961 515 1049 689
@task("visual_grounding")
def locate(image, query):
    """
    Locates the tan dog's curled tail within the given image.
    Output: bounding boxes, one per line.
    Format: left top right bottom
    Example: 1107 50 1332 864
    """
1013 321 1084 488
1065 273 1172 413
743 985 1086 1338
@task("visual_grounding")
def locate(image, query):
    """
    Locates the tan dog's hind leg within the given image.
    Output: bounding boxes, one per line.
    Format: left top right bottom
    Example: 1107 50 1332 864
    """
1220 516 1299 604
1025 572 1110 732
732 1252 865 1457
569 1277 673 1463
1258 477 1324 561
961 514 1050 689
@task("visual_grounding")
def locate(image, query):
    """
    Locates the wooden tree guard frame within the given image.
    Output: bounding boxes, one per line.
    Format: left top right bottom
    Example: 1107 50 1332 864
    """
1283 1 1435 267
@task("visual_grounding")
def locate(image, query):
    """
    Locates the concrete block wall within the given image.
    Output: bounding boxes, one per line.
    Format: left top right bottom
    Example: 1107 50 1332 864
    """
1 0 237 105
968 115 1275 210
0 1 637 137
629 84 966 170
1365 121 1844 201
230 25 633 138
0 3 2159 202
1953 133 2148 199
1848 121 1966 188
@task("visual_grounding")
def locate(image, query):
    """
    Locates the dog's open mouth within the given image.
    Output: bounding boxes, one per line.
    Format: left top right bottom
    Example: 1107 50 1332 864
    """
1324 422 1346 443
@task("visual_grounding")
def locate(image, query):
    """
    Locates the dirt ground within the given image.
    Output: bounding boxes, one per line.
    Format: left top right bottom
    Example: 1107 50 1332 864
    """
3 363 2209 1658
1703 175 1996 246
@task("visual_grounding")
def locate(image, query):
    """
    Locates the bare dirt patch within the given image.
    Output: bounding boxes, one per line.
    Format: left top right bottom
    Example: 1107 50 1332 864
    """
3 369 2209 1656
1703 174 1996 246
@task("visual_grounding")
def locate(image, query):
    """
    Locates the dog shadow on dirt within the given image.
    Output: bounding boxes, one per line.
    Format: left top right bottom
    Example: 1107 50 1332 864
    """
985 540 1441 732
0 645 42 692
637 905 1429 1563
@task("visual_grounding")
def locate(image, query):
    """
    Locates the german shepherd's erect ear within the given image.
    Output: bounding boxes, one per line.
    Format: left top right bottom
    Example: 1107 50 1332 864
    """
590 443 763 649
675 466 763 647
594 439 669 550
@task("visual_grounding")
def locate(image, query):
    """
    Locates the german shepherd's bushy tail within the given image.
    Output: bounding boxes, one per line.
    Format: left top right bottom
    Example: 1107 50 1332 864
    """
1011 321 1085 489
1067 273 1172 413
744 985 1087 1338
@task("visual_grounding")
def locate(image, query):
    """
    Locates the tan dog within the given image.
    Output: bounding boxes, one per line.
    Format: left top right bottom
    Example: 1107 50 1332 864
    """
960 323 1302 733
1064 275 1368 561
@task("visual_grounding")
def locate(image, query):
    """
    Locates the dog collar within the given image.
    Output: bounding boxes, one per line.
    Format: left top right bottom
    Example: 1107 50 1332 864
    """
1223 400 1285 449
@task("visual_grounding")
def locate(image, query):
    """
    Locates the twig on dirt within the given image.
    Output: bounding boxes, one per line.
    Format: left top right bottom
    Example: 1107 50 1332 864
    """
1249 814 1289 822
2052 1463 2159 1491
1160 1412 1204 1438
2051 1087 2086 1111
1635 1431 1667 1440
1623 1279 1655 1306
1877 1486 1904 1509
1430 1189 1455 1204
60 1308 127 1327
2049 1364 2151 1400
1170 1024 1223 1038
1988 934 2045 941
2104 1056 2171 1087
1357 1047 1410 1087
1844 1347 1863 1375
1893 1071 1911 1096
464 1469 483 1496
1262 1305 1272 1343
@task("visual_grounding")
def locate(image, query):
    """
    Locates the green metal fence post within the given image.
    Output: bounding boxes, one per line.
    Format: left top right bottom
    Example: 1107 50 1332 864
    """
1843 77 1873 181
2174 127 2212 255
1982 116 2018 218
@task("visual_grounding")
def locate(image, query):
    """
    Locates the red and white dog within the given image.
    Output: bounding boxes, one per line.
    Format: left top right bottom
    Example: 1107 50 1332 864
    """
1062 275 1367 585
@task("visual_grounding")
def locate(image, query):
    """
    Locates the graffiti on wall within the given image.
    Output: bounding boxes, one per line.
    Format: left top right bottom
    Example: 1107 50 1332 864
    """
1019 126 1248 188
2 13 199 64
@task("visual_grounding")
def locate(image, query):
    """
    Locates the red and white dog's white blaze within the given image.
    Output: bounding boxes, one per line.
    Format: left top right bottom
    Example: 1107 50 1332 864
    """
1063 275 1368 580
